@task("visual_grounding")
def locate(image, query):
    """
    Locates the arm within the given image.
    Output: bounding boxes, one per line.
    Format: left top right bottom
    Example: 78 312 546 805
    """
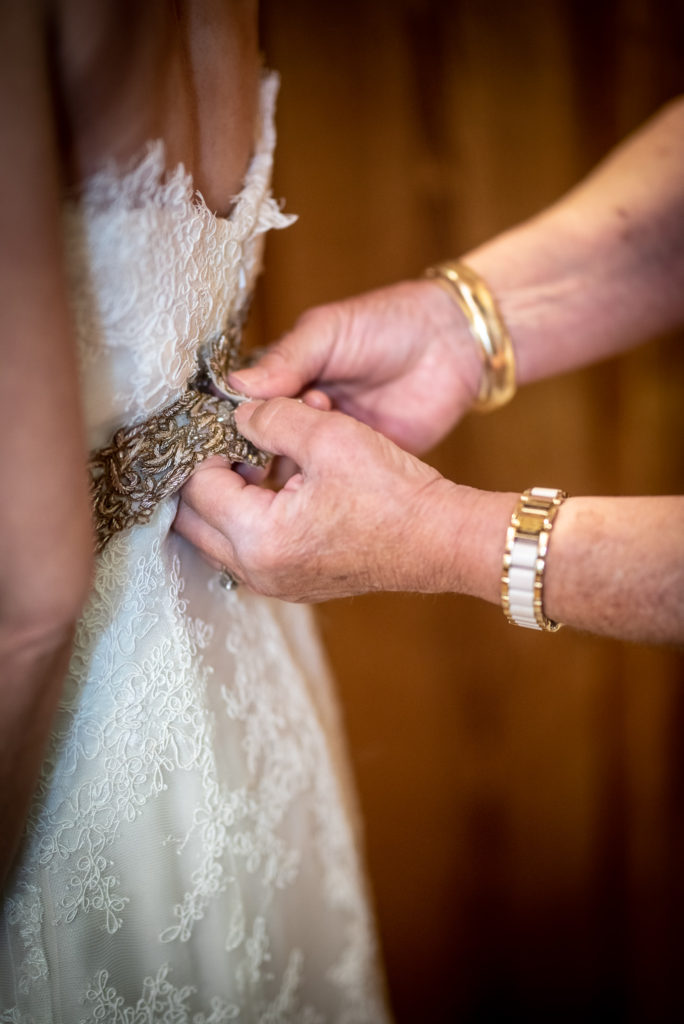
175 401 684 645
0 3 93 887
469 96 684 388
175 99 684 645
230 98 684 452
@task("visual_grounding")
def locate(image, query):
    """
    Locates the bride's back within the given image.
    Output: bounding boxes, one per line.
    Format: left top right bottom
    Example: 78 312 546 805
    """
52 0 260 211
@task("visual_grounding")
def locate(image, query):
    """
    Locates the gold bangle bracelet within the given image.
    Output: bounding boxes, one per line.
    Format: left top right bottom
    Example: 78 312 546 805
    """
424 260 516 412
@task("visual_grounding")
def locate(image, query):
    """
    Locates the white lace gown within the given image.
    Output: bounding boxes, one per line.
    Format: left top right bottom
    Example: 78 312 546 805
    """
0 76 390 1024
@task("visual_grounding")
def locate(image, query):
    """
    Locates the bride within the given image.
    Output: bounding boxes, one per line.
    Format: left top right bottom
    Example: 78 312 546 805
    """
0 2 389 1020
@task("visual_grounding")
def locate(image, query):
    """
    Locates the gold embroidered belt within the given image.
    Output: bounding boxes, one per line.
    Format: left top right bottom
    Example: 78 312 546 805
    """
89 325 269 553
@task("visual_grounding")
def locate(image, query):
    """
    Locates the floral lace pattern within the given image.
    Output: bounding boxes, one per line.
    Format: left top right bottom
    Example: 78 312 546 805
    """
80 955 325 1024
63 74 295 452
0 75 389 1023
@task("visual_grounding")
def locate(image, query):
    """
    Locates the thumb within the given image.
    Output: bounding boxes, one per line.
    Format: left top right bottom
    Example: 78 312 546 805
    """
229 307 337 398
235 396 342 467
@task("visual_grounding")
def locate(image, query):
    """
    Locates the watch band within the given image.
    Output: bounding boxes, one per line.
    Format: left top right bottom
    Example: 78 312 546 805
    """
501 487 568 632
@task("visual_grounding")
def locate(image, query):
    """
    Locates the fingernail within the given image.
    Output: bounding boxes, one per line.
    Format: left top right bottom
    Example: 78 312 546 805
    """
229 368 266 389
234 398 262 421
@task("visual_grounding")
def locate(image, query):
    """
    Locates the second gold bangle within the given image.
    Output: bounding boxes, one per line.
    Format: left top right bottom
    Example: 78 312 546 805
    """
424 260 517 412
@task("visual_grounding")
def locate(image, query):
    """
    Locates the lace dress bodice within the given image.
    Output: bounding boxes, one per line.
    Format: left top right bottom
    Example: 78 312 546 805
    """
65 74 293 452
0 75 390 1024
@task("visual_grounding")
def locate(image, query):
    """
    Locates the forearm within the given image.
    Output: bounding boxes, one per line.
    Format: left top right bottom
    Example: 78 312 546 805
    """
423 486 684 646
414 102 684 642
464 97 684 386
543 495 684 644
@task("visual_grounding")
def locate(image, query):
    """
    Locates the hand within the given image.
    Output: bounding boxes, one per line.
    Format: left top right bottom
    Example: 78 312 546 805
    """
174 397 462 602
230 280 482 455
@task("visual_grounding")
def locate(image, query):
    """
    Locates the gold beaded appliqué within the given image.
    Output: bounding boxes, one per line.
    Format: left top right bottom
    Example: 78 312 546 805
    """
89 323 269 553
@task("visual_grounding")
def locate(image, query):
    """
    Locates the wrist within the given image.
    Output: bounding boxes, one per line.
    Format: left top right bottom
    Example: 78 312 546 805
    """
463 225 569 389
418 278 483 410
463 204 644 388
411 480 515 601
423 262 517 412
501 487 568 631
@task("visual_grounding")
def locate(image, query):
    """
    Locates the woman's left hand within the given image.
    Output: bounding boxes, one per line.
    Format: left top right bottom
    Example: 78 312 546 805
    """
174 397 462 602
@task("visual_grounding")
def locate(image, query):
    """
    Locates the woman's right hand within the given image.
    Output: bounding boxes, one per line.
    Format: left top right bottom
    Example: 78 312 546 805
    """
175 397 489 603
229 279 482 455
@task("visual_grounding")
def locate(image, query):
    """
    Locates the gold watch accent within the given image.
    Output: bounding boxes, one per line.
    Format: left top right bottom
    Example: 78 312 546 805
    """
424 260 516 412
501 487 568 632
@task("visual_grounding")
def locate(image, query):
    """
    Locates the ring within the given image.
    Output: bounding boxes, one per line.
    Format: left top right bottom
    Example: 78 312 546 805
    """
218 566 240 591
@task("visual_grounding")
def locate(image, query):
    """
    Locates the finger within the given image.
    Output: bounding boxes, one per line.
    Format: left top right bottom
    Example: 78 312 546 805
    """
181 461 248 525
181 458 276 537
235 396 344 465
228 308 337 398
301 387 332 410
173 498 237 571
233 460 269 485
265 455 301 490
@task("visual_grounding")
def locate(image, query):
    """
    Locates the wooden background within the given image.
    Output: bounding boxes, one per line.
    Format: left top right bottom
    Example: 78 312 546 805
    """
256 1 684 1020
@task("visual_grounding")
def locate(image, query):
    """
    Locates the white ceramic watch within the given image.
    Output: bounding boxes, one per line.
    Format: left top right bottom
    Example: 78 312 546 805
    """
501 486 567 631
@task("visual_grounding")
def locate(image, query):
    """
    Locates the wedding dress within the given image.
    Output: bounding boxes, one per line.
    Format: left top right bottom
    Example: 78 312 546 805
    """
0 75 390 1024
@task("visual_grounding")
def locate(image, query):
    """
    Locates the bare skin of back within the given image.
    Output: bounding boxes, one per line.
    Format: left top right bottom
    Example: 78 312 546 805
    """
55 0 260 210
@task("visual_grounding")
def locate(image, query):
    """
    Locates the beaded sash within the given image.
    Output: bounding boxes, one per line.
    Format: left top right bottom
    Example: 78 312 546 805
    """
89 323 269 553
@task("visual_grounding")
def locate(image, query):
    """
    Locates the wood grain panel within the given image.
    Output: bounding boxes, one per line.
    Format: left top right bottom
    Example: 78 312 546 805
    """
257 2 684 1019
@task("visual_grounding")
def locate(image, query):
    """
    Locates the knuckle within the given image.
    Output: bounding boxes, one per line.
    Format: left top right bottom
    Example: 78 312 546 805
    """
258 343 292 375
294 304 328 331
310 410 357 457
306 425 333 463
247 395 288 433
292 302 347 350
238 530 277 577
263 395 293 420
